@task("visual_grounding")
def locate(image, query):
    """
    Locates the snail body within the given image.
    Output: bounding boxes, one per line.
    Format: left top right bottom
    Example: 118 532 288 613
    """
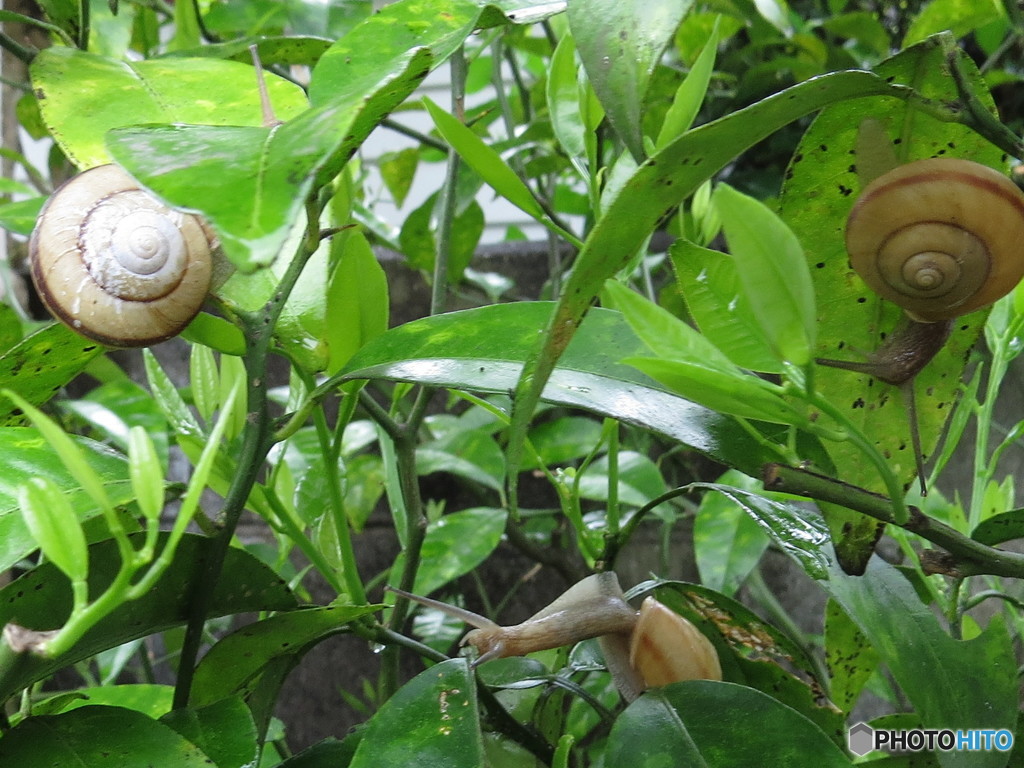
30 164 216 347
819 156 1024 493
389 572 722 702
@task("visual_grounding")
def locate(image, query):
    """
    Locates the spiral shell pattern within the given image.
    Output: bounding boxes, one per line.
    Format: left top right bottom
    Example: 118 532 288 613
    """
30 164 214 347
845 158 1024 322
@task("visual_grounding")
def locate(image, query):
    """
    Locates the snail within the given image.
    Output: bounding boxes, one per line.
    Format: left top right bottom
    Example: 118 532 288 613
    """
818 156 1024 489
388 572 722 702
29 163 218 347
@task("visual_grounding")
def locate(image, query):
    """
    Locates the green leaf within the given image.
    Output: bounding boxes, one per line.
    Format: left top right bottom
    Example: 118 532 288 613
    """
713 183 816 366
655 17 718 148
568 0 694 160
653 582 841 737
46 683 174 719
180 313 247 357
424 97 546 222
605 682 851 767
603 279 739 373
547 33 587 172
824 557 1017 767
824 597 879 714
30 47 309 169
671 239 782 373
334 302 797 475
0 324 105 424
0 705 216 766
0 534 296 704
0 196 45 236
348 659 482 768
5 389 113 513
694 471 770 596
18 476 89 584
412 507 507 596
143 348 203 440
507 68 901 486
0 428 131 573
308 0 481 107
689 483 832 579
189 344 219 424
971 509 1024 546
108 48 433 271
903 0 1004 47
190 606 380 708
128 426 164 523
160 697 259 768
623 356 799 424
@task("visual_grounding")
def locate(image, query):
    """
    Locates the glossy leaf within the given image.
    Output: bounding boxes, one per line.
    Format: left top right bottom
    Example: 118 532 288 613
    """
411 507 507 597
334 302 792 475
0 324 105 424
689 483 831 579
108 47 433 271
568 0 693 160
190 605 380 708
309 0 481 107
780 37 1002 573
0 534 296 704
160 697 259 768
713 183 816 366
0 705 215 766
164 35 335 67
49 683 174 719
348 659 482 768
693 471 770 596
605 681 851 767
0 428 130 573
824 556 1017 768
30 47 309 169
507 68 901 485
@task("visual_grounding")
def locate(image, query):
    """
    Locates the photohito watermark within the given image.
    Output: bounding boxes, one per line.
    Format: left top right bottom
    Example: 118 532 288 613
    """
848 722 1014 757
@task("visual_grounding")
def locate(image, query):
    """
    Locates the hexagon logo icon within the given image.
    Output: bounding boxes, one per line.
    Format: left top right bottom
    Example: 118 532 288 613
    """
848 722 875 757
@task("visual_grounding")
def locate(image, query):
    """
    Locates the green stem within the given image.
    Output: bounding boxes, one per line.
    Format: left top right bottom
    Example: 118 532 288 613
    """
430 47 465 315
262 486 345 594
172 198 324 709
314 388 365 602
806 389 910 524
763 463 1024 578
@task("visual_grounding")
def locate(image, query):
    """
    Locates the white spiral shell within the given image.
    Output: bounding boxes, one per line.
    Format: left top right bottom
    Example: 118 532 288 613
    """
30 164 214 347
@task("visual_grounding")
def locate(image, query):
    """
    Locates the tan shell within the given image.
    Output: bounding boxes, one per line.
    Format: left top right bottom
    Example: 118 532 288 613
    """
628 596 722 688
29 164 214 347
845 158 1024 322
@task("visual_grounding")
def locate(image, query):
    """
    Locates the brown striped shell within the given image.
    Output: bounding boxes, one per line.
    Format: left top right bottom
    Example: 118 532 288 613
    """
29 164 215 347
845 158 1024 322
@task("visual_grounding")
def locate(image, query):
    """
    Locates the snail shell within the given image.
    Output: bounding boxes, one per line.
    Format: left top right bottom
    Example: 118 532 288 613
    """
845 157 1024 323
29 164 215 347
